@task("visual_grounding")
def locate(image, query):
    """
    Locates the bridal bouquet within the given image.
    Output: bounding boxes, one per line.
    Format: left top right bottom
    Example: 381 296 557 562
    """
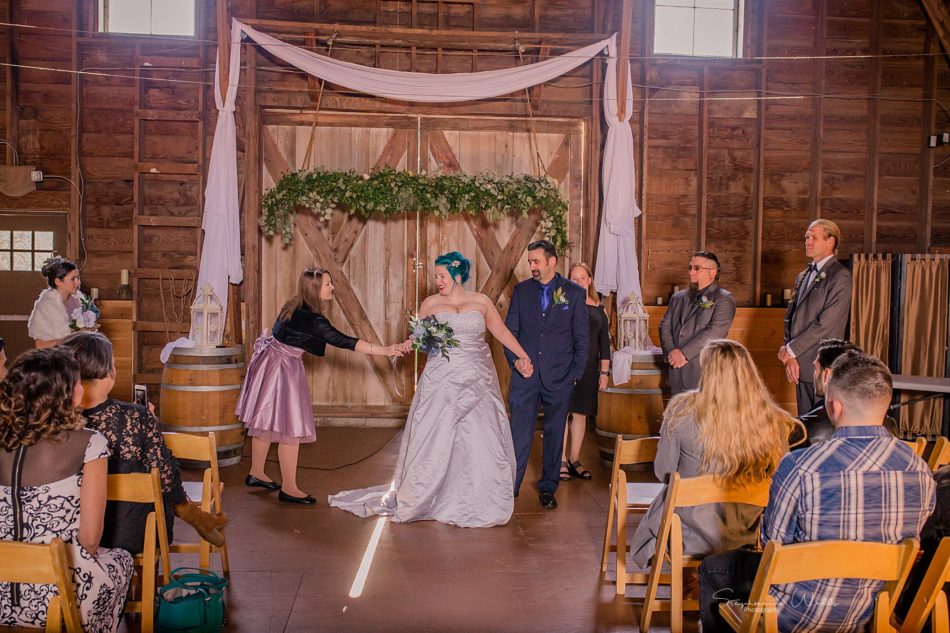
69 291 100 331
408 315 460 360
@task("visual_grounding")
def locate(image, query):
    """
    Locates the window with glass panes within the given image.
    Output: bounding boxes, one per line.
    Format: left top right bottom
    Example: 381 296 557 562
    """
0 230 54 272
654 0 744 58
98 0 196 37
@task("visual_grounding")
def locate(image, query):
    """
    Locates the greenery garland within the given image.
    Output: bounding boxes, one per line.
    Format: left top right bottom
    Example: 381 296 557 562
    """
259 167 570 252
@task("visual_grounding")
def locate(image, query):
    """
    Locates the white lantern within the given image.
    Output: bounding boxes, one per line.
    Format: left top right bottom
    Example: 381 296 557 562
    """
617 292 653 351
190 282 223 348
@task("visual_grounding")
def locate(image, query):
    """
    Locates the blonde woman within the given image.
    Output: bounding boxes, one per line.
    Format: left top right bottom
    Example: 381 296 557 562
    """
560 263 611 481
630 339 793 568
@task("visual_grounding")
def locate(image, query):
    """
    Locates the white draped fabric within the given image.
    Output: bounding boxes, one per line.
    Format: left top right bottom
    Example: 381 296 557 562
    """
172 18 643 359
594 40 642 308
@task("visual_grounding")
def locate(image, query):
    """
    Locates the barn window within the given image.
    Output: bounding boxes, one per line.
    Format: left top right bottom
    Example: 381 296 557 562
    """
0 230 53 272
98 0 196 37
653 0 744 58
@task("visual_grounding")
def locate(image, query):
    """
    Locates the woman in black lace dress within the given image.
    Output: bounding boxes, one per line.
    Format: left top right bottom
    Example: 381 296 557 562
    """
59 332 226 552
561 263 611 481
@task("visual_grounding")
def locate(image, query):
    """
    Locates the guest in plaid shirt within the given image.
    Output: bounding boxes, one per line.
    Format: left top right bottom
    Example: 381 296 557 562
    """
699 351 936 632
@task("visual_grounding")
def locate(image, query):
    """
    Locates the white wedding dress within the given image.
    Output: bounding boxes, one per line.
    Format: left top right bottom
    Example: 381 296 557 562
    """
329 311 516 527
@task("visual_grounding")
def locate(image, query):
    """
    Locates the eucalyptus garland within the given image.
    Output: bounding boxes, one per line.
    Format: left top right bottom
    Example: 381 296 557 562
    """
259 167 570 252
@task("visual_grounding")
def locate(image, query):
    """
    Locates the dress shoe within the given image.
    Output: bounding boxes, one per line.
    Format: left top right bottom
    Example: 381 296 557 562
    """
539 491 557 509
245 474 280 491
279 490 317 505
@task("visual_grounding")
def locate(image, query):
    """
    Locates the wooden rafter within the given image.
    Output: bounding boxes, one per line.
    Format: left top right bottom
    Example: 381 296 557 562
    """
920 0 950 62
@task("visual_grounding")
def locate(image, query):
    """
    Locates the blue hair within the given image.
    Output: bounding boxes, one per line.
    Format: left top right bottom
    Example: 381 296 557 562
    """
434 251 471 284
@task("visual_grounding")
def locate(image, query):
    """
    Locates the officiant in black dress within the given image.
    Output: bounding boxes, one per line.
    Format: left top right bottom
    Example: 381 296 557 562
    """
562 263 611 481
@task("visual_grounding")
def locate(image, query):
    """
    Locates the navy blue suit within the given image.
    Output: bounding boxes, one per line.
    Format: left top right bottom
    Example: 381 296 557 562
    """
505 273 590 494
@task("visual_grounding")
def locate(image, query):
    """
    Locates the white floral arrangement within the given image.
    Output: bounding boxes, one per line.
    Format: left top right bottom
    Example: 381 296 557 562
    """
69 291 100 331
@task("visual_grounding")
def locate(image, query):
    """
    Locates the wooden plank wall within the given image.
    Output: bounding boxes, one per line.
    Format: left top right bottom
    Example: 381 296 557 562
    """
0 0 947 376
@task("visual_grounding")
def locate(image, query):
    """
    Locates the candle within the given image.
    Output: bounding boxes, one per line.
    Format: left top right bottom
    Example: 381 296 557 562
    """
656 296 664 306
673 286 680 294
91 288 99 300
783 288 792 303
765 293 772 307
120 269 129 285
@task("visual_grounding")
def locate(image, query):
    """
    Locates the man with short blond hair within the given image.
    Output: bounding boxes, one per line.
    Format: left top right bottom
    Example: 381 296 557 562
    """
779 219 853 414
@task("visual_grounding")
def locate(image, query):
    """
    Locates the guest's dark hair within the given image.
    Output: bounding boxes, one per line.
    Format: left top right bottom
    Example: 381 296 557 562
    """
527 240 558 261
434 252 471 284
278 267 326 322
40 255 78 289
0 336 4 352
826 351 892 407
816 339 861 371
59 331 114 381
694 250 720 271
0 347 86 450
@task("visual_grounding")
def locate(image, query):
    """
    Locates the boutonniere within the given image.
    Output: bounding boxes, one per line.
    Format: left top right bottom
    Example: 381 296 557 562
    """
552 287 569 307
698 295 715 309
815 271 827 285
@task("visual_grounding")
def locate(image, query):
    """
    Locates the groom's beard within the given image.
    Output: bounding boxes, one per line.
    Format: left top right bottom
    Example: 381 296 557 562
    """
688 282 699 291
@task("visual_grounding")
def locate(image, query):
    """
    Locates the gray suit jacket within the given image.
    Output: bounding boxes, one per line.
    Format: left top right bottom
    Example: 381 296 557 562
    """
784 258 853 383
659 283 737 393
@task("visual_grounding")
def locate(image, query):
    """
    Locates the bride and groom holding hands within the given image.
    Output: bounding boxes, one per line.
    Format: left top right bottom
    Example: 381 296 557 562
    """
329 240 590 527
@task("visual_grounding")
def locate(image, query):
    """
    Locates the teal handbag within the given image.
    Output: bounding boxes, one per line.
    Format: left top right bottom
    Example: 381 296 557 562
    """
156 568 228 633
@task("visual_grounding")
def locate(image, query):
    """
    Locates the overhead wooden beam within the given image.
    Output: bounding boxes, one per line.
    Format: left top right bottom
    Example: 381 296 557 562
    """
241 18 610 51
920 0 950 62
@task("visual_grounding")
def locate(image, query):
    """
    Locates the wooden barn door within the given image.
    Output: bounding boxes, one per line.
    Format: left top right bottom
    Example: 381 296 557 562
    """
419 116 586 395
259 112 584 422
261 112 417 422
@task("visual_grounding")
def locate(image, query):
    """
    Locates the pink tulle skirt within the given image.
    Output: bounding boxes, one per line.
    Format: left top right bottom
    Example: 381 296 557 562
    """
236 335 315 445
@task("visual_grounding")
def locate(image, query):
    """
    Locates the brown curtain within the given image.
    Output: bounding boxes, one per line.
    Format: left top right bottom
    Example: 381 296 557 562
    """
900 255 949 436
850 253 892 364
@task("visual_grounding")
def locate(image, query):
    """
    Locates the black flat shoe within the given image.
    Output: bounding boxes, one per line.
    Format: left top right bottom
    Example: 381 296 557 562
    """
279 490 317 505
567 460 592 481
539 491 557 509
245 474 280 491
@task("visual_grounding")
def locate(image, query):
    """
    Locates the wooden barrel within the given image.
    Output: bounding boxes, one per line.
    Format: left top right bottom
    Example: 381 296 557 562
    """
595 352 670 467
160 346 246 467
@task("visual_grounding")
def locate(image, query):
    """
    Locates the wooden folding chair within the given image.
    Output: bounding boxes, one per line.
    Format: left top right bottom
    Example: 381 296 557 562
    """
0 538 83 633
904 437 927 458
719 538 919 633
107 468 170 633
927 436 950 471
900 537 950 633
601 436 660 574
162 431 229 575
639 473 772 633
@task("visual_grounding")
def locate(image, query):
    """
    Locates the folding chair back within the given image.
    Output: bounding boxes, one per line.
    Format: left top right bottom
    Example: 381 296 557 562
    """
0 538 83 633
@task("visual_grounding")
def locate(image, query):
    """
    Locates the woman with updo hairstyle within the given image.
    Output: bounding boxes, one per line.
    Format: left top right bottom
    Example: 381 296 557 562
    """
0 348 132 632
329 251 531 527
27 255 82 348
237 266 405 505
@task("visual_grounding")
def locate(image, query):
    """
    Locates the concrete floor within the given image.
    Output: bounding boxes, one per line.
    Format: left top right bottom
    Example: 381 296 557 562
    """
149 427 695 633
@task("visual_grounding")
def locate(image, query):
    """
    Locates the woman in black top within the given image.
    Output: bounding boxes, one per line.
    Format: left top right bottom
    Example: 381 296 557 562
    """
561 263 611 481
236 267 404 504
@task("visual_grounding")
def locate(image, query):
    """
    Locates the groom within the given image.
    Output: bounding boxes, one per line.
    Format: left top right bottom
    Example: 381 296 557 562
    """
505 240 589 509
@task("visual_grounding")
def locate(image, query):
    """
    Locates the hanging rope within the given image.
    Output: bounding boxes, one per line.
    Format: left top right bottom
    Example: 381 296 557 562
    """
301 31 338 171
516 39 549 179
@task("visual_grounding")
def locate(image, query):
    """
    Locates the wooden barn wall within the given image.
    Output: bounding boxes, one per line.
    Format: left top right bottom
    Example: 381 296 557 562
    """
0 0 947 381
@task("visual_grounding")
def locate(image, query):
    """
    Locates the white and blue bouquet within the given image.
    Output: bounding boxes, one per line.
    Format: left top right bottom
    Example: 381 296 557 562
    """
68 291 100 331
409 315 460 360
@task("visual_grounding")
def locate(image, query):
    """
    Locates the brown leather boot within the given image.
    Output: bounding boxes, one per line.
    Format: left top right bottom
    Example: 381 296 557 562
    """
173 501 228 547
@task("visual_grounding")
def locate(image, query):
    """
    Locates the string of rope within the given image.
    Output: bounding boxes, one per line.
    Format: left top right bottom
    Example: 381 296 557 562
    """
517 40 548 178
301 31 337 170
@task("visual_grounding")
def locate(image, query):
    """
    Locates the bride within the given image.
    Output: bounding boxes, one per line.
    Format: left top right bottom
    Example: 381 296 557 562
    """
328 251 533 527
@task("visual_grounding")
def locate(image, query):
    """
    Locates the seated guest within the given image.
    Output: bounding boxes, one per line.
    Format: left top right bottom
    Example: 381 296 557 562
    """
59 332 226 553
0 336 6 380
0 348 133 632
798 338 859 446
699 351 936 632
629 339 794 568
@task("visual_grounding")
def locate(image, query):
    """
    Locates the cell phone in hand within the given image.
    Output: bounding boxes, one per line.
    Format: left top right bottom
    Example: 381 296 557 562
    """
133 384 149 409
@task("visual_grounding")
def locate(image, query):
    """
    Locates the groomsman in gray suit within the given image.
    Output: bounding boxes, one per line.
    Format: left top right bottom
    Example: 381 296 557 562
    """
660 251 737 395
779 219 853 415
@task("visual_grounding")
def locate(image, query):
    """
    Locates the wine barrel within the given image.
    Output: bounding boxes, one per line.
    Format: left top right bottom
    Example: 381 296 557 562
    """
160 346 246 467
595 352 670 467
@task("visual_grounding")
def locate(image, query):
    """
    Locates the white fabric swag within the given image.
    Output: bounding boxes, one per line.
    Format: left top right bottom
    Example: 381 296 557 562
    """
169 18 643 360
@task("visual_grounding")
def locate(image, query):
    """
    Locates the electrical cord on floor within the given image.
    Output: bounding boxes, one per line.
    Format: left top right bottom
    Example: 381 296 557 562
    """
252 429 402 471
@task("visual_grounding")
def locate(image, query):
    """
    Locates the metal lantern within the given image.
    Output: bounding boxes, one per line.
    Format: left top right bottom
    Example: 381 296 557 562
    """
616 292 654 351
190 282 224 348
